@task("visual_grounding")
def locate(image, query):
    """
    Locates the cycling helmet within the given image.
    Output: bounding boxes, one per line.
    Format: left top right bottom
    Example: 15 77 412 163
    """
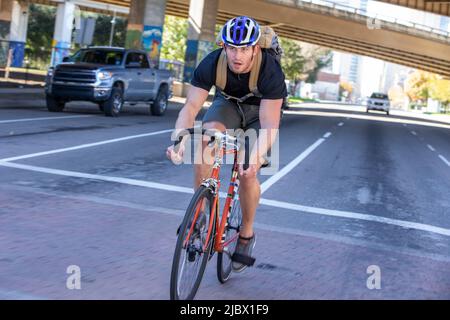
221 16 261 47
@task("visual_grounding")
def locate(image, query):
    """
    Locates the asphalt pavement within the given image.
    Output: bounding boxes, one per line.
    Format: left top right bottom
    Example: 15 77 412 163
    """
0 97 449 299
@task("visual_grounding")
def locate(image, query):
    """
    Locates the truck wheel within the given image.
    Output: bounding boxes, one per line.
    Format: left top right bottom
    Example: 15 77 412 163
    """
102 86 123 117
151 86 168 116
46 95 65 112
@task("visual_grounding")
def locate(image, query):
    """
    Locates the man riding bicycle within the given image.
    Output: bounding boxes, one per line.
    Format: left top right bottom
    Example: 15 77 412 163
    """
166 16 287 272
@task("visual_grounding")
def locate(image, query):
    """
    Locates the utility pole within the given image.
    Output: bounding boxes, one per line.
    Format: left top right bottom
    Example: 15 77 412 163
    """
109 11 117 47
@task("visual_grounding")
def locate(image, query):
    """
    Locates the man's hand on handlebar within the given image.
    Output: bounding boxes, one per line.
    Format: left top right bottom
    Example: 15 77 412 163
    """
166 129 187 165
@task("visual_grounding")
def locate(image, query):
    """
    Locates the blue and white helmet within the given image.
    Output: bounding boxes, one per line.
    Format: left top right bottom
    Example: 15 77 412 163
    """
221 16 261 47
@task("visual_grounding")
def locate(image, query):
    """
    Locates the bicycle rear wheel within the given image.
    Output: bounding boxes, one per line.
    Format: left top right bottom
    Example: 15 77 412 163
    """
217 193 242 283
170 186 216 300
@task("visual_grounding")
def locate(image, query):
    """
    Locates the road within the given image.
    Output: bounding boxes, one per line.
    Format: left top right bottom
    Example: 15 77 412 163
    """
0 99 449 299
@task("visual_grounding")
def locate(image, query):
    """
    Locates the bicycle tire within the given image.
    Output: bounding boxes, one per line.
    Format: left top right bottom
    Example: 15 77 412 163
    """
217 193 242 283
170 186 216 300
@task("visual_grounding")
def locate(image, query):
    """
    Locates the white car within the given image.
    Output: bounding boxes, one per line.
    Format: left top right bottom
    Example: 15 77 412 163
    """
367 92 390 115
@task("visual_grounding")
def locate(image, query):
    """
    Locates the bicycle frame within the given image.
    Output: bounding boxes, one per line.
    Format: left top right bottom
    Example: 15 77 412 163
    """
200 133 242 254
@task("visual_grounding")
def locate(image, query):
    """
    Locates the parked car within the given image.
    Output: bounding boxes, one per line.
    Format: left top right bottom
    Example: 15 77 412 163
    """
45 47 173 116
367 92 390 115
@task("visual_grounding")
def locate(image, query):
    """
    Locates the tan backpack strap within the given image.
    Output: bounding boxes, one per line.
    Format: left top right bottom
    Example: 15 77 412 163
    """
215 49 227 91
249 50 262 94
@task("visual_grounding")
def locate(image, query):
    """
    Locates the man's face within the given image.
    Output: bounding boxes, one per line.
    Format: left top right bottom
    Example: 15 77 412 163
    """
225 45 259 74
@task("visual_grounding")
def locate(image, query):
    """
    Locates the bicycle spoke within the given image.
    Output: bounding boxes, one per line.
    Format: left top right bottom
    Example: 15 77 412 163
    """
173 192 212 300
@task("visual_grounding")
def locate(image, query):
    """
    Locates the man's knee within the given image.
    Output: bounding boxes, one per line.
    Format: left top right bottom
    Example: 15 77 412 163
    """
202 121 226 132
239 173 259 186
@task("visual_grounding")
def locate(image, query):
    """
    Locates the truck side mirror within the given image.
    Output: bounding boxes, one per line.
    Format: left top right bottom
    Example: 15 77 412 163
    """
62 56 70 62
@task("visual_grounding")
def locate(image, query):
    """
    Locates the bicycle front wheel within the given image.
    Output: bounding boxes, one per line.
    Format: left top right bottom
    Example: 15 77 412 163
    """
170 186 216 300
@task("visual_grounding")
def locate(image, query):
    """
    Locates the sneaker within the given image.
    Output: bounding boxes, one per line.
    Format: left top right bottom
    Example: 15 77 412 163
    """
232 233 256 272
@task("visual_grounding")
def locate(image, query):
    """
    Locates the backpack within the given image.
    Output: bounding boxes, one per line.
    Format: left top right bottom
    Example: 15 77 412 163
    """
214 25 283 103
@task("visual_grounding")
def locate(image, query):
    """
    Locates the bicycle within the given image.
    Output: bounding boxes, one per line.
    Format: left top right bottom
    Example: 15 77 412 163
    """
169 127 251 300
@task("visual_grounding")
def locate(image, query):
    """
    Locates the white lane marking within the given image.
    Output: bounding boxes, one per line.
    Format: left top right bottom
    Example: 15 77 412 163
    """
4 184 450 263
6 185 450 264
411 131 417 136
427 144 435 152
0 161 195 194
0 128 173 162
260 138 325 194
259 198 450 237
438 155 450 167
323 132 332 138
0 115 93 124
338 122 344 127
2 161 450 237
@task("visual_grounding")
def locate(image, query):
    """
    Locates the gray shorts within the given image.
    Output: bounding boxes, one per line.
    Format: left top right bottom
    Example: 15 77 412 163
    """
202 94 278 168
202 94 261 133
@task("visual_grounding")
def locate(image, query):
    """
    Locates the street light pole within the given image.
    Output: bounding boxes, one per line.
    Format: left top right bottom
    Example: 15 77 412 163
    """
109 11 117 47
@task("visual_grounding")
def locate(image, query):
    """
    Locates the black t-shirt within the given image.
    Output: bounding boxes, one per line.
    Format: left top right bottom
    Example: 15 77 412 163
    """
191 49 287 106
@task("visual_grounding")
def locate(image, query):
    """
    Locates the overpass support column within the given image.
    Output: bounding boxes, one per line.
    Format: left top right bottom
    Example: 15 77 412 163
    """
182 0 218 83
51 1 76 66
9 0 29 67
0 0 29 67
126 0 167 68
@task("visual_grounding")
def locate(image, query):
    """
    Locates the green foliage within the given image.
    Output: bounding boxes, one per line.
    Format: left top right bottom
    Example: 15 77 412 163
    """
26 4 56 69
160 16 188 61
278 37 331 84
304 52 332 83
279 38 304 82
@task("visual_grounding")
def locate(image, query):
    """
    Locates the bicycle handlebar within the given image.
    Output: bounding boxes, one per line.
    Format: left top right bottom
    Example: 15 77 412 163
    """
173 128 237 151
172 128 251 170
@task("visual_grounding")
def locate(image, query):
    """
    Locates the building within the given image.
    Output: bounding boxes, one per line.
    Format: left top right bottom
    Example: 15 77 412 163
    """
311 71 341 101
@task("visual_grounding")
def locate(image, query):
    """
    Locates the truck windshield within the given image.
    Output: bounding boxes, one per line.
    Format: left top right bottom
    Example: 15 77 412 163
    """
70 50 124 65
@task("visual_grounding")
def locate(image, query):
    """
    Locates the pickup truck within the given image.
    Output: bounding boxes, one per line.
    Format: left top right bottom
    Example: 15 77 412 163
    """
45 47 173 116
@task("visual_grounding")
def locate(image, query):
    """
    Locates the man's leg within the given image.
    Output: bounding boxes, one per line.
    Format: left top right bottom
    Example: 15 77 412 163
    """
194 95 241 189
238 174 260 239
194 121 226 188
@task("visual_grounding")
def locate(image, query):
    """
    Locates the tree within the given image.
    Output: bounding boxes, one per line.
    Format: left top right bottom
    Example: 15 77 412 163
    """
279 38 305 82
160 15 188 62
26 4 56 69
90 14 127 47
404 70 436 103
279 38 332 83
339 80 353 100
429 78 450 113
304 53 332 83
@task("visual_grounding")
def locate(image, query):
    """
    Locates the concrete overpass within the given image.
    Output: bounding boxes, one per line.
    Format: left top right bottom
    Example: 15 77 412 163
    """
377 0 450 17
1 0 450 77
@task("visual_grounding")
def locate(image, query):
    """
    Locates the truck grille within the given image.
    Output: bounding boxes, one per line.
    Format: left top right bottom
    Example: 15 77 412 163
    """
53 69 97 84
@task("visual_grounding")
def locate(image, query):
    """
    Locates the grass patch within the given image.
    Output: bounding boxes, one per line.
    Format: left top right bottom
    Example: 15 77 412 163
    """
288 96 319 103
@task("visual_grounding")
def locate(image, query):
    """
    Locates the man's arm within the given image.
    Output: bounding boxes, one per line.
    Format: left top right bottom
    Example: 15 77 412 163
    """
166 86 209 162
240 98 282 176
174 86 210 130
